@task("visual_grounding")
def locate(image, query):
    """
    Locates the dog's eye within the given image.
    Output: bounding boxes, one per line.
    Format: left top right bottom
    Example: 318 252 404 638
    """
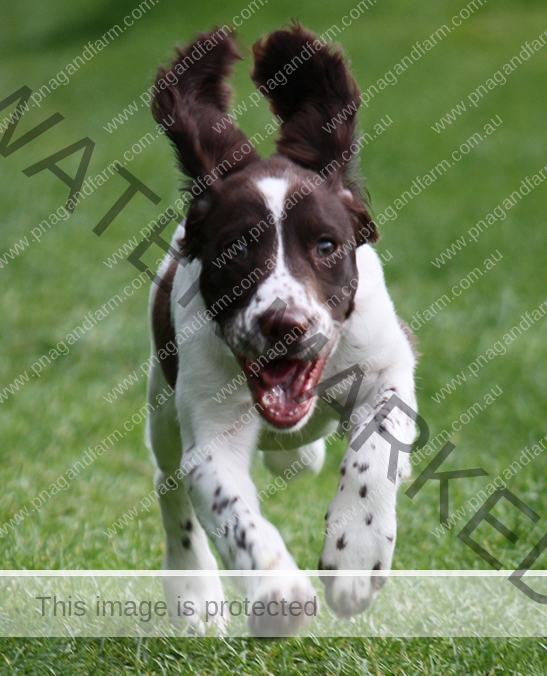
234 244 248 259
225 242 248 260
315 239 337 257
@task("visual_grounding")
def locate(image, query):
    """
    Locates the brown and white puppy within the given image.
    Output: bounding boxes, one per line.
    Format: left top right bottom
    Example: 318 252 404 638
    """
146 25 417 637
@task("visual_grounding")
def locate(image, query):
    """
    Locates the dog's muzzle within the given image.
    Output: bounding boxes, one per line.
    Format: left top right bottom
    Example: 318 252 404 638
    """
237 308 330 429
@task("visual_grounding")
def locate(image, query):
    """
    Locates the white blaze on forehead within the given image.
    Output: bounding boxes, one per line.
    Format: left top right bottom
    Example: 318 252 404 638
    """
256 177 288 224
256 176 290 277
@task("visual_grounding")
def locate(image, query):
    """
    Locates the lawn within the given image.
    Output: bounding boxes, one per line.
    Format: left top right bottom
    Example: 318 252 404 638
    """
1 0 547 672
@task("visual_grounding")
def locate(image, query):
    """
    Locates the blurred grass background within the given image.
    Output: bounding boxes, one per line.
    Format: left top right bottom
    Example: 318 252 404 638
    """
1 0 547 672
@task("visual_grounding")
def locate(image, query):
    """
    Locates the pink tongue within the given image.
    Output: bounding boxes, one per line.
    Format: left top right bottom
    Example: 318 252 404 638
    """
259 360 300 387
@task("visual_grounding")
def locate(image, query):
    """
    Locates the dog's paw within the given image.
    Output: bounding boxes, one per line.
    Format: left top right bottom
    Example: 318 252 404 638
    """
319 507 395 618
318 565 387 617
247 576 318 637
162 574 227 635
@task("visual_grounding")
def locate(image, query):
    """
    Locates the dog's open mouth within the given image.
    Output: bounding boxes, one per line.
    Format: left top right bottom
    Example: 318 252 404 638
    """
240 355 328 428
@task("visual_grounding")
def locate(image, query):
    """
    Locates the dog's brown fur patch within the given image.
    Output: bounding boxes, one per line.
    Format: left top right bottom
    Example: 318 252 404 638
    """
152 259 179 388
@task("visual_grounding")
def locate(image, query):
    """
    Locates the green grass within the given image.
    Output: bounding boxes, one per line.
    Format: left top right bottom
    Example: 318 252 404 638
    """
1 0 547 671
2 637 547 675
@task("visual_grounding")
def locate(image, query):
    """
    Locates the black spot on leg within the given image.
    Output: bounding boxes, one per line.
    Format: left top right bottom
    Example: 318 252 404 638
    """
324 509 330 521
216 498 230 513
386 535 394 543
340 466 346 476
181 537 191 549
336 534 347 550
235 529 247 549
359 485 368 499
365 514 373 525
214 486 221 497
185 520 192 532
358 463 369 473
340 484 345 492
373 561 381 570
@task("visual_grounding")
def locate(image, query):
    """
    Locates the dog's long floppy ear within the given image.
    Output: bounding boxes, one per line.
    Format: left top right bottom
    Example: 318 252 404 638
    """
152 29 259 258
251 24 377 244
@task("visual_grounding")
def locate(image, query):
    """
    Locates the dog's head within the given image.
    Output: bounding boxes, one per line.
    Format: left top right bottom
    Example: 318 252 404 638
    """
152 25 378 430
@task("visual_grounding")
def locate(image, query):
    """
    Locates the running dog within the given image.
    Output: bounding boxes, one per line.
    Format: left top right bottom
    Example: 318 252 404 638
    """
146 24 417 636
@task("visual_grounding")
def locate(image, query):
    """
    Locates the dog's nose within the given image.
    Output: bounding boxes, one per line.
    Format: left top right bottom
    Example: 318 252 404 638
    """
258 309 309 341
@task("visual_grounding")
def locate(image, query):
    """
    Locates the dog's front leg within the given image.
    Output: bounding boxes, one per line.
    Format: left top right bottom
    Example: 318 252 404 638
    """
319 388 415 617
182 424 317 636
